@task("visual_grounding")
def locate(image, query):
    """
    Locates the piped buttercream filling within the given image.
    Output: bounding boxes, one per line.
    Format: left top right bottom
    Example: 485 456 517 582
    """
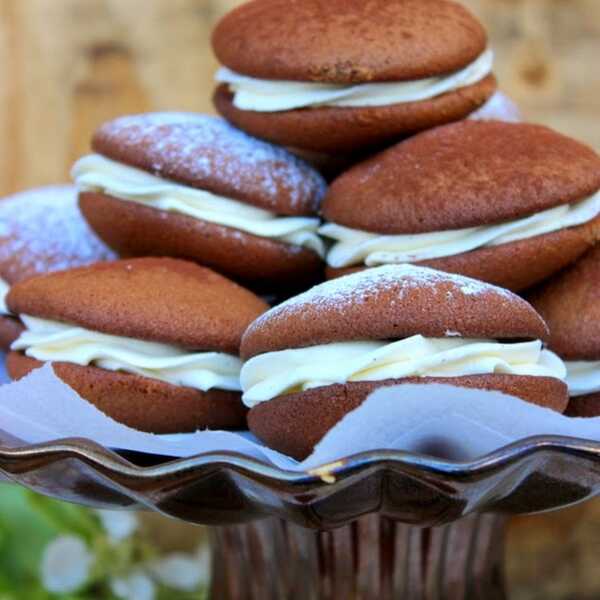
565 360 600 397
240 336 565 408
320 190 600 268
0 278 10 315
216 49 494 113
12 315 243 392
72 155 325 257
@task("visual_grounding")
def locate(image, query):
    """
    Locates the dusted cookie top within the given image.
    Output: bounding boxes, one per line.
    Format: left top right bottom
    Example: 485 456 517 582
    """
0 185 115 284
323 121 600 234
241 265 548 359
528 246 600 361
8 258 269 354
92 112 326 216
213 0 487 84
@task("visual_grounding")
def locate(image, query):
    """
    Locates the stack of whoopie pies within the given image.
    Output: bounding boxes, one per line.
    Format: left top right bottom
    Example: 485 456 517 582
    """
4 0 600 453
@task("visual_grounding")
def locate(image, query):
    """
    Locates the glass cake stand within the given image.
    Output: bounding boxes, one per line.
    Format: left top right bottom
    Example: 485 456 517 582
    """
1 430 600 599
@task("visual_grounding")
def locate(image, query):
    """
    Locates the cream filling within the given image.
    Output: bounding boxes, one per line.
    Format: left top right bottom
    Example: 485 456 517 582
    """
241 336 565 408
320 190 600 268
0 278 10 315
12 315 243 392
565 361 600 397
216 49 494 113
72 155 325 257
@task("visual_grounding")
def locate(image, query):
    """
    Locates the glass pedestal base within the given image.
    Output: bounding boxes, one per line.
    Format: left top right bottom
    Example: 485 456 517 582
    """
210 513 507 600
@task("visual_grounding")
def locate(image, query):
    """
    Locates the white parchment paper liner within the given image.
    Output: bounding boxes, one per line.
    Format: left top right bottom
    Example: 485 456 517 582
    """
0 359 599 472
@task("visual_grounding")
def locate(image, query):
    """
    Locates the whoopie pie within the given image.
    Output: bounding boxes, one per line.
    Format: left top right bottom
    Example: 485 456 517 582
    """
241 265 568 459
528 246 600 417
320 121 600 292
7 258 268 433
72 112 327 291
0 185 115 350
213 0 496 154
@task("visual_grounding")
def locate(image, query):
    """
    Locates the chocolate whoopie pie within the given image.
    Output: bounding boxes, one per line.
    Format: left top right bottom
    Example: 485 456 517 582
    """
73 112 327 291
0 185 115 350
213 0 497 154
241 265 568 459
320 121 600 292
6 258 268 433
528 246 600 417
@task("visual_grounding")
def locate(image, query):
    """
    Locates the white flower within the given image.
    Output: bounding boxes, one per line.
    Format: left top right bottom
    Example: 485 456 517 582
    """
41 535 94 593
96 509 139 542
111 571 156 600
196 545 211 584
150 549 210 592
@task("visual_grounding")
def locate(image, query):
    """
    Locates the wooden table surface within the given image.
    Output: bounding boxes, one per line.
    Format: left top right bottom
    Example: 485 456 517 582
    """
0 3 599 598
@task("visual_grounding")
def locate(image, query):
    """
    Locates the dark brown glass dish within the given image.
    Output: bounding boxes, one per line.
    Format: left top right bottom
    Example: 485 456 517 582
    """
1 431 599 599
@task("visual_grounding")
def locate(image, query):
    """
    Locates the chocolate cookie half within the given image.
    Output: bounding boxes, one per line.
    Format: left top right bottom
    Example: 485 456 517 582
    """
0 185 115 350
528 246 600 417
6 258 268 433
320 121 600 292
212 0 496 154
240 265 568 459
73 113 327 292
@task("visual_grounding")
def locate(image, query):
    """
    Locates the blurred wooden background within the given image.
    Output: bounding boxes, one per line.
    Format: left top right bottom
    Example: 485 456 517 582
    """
0 1 599 598
0 0 599 197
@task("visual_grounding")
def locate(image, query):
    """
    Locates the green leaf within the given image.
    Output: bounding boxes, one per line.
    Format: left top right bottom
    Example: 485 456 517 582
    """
0 485 55 587
25 491 101 542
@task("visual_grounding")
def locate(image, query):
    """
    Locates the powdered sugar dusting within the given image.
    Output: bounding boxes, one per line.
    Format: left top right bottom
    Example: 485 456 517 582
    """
0 185 116 283
250 265 516 330
96 112 326 212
